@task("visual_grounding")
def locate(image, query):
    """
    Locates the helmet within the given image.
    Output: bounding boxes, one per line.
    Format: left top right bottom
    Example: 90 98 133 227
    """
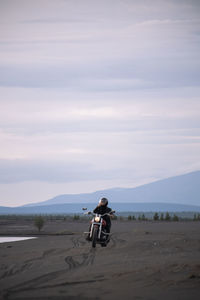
99 197 108 206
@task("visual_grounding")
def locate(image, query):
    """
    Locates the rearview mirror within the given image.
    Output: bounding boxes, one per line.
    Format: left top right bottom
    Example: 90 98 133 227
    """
84 211 91 215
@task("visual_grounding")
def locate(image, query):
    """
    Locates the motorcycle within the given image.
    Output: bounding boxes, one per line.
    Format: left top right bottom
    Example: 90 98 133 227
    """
83 209 115 248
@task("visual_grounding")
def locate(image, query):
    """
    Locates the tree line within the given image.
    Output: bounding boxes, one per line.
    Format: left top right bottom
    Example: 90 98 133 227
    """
126 212 200 221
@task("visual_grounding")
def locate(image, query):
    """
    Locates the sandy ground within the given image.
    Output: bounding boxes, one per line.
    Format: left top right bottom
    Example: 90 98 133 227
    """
0 219 200 300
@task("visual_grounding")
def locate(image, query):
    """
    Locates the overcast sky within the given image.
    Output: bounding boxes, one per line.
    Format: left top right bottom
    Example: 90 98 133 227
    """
0 0 200 206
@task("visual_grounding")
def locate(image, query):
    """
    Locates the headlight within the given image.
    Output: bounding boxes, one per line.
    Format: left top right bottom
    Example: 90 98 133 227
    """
94 216 100 222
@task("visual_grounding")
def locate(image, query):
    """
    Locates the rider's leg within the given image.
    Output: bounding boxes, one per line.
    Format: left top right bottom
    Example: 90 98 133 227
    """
105 222 111 240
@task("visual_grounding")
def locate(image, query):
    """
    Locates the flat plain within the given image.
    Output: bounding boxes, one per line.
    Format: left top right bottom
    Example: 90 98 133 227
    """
0 219 200 300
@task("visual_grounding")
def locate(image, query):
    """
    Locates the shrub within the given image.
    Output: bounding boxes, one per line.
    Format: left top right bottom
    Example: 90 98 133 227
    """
160 213 164 221
165 212 171 221
34 216 45 232
172 214 179 221
195 213 200 221
141 214 146 221
73 215 80 220
153 212 159 221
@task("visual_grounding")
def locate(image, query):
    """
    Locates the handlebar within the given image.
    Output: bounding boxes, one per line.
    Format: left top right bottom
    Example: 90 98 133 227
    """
84 210 115 217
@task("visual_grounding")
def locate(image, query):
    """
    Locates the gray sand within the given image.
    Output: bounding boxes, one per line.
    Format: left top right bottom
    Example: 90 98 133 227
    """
0 220 200 300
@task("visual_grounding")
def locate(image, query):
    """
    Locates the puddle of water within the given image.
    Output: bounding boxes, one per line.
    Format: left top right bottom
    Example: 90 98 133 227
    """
0 237 37 243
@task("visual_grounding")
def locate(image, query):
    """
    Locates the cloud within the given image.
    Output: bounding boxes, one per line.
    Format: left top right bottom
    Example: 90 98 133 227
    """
0 159 91 183
0 1 200 90
20 17 99 24
0 0 200 205
0 158 147 184
1 132 200 185
0 126 200 184
0 57 199 89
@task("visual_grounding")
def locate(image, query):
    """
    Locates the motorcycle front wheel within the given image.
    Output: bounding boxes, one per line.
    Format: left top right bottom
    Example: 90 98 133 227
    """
92 226 98 248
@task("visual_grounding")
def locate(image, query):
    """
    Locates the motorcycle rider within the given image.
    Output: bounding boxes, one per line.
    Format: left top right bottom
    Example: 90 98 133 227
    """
93 197 113 235
86 197 113 241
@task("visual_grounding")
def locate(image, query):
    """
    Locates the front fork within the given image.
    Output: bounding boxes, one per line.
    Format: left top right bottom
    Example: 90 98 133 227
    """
90 221 102 239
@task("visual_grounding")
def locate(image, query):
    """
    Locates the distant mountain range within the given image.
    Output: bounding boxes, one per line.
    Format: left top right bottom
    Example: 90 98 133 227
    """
0 171 199 214
0 202 200 215
26 170 200 206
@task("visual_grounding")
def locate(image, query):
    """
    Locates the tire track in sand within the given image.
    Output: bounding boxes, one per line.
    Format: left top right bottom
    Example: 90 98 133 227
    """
2 237 96 299
65 236 95 269
65 248 96 270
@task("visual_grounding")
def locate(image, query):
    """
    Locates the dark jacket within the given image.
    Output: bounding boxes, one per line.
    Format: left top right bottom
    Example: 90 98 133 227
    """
93 205 112 226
